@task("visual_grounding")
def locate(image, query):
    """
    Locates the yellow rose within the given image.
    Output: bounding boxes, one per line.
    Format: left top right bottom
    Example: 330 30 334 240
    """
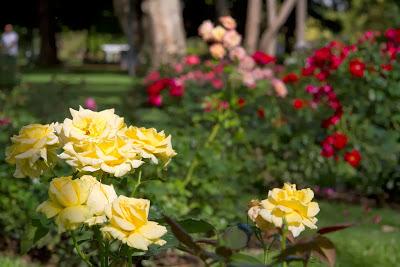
248 183 320 237
211 26 226 42
101 196 167 250
80 175 118 226
37 176 93 232
122 126 176 166
209 43 226 59
5 123 59 178
59 106 126 144
59 136 143 177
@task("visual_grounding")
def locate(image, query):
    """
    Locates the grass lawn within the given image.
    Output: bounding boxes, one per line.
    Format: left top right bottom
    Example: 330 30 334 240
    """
7 68 142 125
313 201 400 267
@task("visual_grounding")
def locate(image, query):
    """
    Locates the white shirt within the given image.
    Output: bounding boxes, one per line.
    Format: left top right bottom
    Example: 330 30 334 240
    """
1 31 19 56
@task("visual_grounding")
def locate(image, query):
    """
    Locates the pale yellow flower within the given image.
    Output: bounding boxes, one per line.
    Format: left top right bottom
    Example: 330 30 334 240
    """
211 26 226 42
5 123 59 178
219 16 237 30
58 106 126 144
59 136 143 177
122 126 176 166
37 176 93 232
248 183 320 237
80 175 118 226
101 196 167 250
209 43 226 59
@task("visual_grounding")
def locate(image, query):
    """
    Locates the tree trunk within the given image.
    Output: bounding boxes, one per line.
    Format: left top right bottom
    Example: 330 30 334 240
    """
295 0 307 49
113 0 143 75
266 0 277 55
215 0 230 17
142 0 186 66
259 0 297 55
38 0 59 66
244 0 262 53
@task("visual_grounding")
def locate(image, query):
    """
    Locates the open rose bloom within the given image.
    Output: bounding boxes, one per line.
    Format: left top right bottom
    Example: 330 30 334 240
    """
248 183 320 237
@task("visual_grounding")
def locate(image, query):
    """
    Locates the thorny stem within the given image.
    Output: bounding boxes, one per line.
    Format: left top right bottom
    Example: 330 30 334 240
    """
281 227 288 267
71 231 92 267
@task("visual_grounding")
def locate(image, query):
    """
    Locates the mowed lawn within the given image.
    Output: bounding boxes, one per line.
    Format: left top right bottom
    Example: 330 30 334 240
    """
2 70 400 267
16 68 141 124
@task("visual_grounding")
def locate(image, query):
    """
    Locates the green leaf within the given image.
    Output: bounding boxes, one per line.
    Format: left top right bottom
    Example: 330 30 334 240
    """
177 218 215 235
222 225 248 250
230 253 264 265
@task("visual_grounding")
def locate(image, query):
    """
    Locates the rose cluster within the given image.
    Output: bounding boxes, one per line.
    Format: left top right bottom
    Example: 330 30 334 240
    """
145 59 225 107
199 16 285 93
302 41 356 81
6 107 177 251
305 84 343 129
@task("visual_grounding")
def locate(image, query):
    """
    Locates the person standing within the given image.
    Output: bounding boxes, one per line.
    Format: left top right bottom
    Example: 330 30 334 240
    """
1 24 19 57
0 24 19 88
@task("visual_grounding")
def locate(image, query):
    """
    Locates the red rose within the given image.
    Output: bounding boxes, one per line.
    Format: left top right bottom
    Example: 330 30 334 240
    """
344 149 361 167
282 73 299 84
313 47 332 65
257 107 265 119
211 79 224 89
292 99 304 109
332 132 348 149
381 63 393 71
185 55 200 65
148 94 163 107
147 78 170 95
321 143 335 158
349 59 366 78
315 71 329 81
237 98 246 108
0 117 11 126
302 66 315 76
252 51 276 65
169 83 185 97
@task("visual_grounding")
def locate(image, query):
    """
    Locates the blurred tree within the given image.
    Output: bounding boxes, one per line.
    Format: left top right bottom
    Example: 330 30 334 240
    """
244 0 262 53
142 0 186 66
215 0 230 16
113 0 143 74
38 0 59 66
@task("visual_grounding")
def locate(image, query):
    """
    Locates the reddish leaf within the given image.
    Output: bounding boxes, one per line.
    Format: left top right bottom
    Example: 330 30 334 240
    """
312 236 336 267
317 223 353 235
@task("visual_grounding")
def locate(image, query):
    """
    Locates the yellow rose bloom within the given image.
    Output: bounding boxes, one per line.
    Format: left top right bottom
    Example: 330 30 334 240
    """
59 136 143 177
248 183 320 237
80 175 118 226
37 176 93 232
5 123 59 178
58 106 126 144
101 196 167 250
211 26 226 42
122 126 176 166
